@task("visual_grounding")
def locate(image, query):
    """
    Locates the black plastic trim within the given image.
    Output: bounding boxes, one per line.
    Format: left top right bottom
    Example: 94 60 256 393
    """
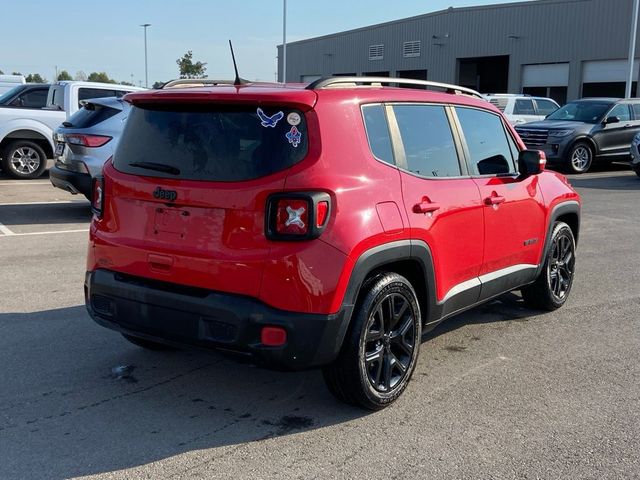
536 200 581 278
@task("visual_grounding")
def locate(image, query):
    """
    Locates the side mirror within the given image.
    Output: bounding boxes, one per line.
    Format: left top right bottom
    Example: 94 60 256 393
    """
604 116 620 125
518 150 546 178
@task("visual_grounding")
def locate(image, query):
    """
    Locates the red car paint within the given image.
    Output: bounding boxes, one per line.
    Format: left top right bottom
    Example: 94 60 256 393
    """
86 80 580 369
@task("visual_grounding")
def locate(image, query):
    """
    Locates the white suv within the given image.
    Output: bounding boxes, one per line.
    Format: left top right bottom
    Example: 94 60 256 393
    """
483 94 560 126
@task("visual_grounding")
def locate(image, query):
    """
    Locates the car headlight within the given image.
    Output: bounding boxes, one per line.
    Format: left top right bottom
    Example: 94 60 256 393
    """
548 129 574 138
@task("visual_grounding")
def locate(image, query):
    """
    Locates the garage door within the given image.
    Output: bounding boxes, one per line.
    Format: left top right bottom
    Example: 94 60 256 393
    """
583 59 639 82
522 63 569 87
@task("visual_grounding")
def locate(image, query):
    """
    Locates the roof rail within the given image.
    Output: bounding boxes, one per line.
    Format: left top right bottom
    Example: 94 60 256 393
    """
161 78 250 89
306 76 483 99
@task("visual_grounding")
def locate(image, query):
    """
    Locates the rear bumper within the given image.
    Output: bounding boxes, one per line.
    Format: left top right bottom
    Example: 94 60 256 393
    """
85 269 351 370
50 166 92 199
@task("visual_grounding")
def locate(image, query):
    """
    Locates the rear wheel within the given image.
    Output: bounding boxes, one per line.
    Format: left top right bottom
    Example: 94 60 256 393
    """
122 334 175 351
565 141 593 174
322 273 421 410
1 140 48 179
521 221 576 311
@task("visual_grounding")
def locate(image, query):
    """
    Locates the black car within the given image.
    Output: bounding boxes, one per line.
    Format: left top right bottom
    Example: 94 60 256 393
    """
0 83 50 109
515 98 640 173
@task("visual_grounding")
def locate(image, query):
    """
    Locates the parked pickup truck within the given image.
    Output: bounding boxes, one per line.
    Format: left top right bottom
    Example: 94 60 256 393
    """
0 81 144 179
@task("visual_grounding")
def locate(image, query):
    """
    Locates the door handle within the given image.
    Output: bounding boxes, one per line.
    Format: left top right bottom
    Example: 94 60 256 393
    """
624 124 634 128
484 194 506 206
413 197 441 214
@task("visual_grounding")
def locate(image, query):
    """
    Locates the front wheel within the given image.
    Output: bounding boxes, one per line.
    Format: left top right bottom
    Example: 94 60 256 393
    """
1 140 48 179
565 141 593 174
521 221 576 311
322 273 422 410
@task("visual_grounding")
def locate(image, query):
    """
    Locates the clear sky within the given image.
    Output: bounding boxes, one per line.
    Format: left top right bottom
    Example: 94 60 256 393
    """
2 0 531 85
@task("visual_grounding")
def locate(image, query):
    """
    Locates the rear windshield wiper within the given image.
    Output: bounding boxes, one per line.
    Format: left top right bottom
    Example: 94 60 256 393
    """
129 161 180 175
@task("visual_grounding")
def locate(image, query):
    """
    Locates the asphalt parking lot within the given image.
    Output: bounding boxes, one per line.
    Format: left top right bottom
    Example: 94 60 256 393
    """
1 167 638 480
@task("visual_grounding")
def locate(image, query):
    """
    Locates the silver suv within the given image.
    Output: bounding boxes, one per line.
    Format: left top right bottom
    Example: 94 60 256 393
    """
484 94 560 126
50 97 129 199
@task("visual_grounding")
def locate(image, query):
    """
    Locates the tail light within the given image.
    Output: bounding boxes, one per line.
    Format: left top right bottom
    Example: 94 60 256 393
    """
91 176 104 217
66 134 112 148
266 192 331 241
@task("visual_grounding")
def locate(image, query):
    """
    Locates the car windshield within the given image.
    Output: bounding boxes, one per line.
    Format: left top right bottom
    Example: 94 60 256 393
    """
546 101 612 123
0 85 24 104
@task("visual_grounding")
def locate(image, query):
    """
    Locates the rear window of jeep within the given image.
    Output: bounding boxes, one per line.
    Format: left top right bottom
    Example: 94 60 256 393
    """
113 104 308 181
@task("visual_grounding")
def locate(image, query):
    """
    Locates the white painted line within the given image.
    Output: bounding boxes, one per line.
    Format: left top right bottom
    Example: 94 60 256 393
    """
0 200 85 206
0 180 52 186
0 222 15 236
0 228 89 237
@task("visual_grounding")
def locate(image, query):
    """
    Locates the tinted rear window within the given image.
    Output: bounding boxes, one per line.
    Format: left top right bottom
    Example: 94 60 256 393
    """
65 102 122 128
113 105 308 181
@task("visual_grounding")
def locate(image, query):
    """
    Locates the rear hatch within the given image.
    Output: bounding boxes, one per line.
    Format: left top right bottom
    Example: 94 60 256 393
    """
96 87 317 298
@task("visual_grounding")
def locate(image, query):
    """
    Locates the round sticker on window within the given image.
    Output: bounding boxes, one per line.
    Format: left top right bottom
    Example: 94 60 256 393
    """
287 112 301 126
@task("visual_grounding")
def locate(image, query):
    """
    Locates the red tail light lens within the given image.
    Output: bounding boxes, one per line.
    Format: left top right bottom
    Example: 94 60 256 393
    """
91 176 104 217
276 198 309 235
266 192 331 241
66 134 112 148
316 201 329 227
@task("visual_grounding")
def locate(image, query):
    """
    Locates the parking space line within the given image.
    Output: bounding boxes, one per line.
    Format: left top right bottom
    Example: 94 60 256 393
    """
0 200 84 206
0 222 15 236
0 228 89 237
0 180 52 186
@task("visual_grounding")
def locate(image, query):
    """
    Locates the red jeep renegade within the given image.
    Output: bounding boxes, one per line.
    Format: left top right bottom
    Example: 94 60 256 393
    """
85 77 580 410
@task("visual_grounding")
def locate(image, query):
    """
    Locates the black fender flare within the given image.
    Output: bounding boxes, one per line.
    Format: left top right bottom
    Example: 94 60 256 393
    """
535 200 581 278
334 240 438 351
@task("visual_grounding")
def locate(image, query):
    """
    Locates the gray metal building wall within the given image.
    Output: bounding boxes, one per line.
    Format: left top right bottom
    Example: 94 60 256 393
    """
277 0 639 101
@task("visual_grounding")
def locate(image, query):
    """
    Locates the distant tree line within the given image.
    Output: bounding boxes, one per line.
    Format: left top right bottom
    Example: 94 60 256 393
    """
3 50 208 89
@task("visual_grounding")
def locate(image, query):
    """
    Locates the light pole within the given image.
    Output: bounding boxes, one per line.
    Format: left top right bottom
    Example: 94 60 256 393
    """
282 0 287 83
140 23 151 88
626 0 639 98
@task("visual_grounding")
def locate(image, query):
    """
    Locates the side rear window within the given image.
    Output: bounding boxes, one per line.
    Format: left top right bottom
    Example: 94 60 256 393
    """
65 103 122 128
78 88 118 107
114 105 309 182
362 104 394 165
535 99 559 116
455 107 516 176
514 99 535 115
392 104 461 178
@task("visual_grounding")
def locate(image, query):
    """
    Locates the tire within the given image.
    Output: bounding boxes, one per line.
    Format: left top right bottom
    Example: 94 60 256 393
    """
1 140 48 179
521 221 576 311
322 272 422 410
122 333 175 351
565 141 593 174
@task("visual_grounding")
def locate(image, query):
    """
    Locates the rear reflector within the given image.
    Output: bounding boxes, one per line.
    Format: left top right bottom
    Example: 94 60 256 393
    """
261 326 287 346
66 134 112 148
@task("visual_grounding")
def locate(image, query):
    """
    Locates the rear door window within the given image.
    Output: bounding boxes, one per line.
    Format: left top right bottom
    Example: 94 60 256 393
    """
19 88 48 108
113 105 309 181
392 104 461 177
455 107 517 175
534 99 559 116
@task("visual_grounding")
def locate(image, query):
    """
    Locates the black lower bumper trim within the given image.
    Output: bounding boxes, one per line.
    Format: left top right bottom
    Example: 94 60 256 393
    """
85 269 350 370
50 166 92 199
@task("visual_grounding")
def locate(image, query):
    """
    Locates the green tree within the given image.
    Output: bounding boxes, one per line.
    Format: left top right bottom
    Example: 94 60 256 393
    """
87 72 116 84
57 70 73 81
0 69 4 74
12 72 22 76
176 51 207 79
152 81 165 89
25 73 46 83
